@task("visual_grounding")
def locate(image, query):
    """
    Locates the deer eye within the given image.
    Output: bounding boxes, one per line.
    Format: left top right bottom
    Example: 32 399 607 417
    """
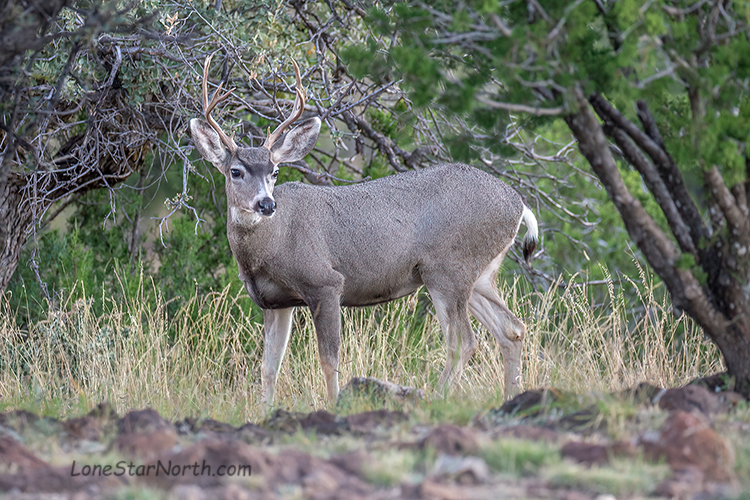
272 169 279 179
230 168 241 178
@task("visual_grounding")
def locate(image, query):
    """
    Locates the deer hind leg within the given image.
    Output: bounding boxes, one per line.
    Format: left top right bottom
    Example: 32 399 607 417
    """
261 307 295 410
430 290 478 392
308 293 342 404
468 253 525 399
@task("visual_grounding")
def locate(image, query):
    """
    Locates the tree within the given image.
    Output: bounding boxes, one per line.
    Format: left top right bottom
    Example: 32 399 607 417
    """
343 1 750 393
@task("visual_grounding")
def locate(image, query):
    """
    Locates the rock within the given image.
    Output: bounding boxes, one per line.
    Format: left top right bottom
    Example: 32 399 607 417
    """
497 389 544 415
56 404 117 452
432 454 490 484
168 483 255 500
345 410 407 434
175 417 198 435
298 410 349 435
114 408 178 461
0 437 118 493
274 448 373 499
337 377 424 407
0 466 104 493
657 385 725 415
301 469 340 497
234 422 272 445
196 419 237 433
169 484 210 500
261 408 350 436
495 388 564 416
142 439 266 489
419 424 480 456
142 439 373 499
640 410 735 483
86 402 118 421
0 436 49 470
328 450 367 478
262 409 304 433
62 416 103 442
653 466 704 498
558 406 601 432
720 390 746 408
0 410 59 435
561 440 636 466
417 478 470 500
691 372 734 392
113 428 178 461
117 408 174 435
615 382 664 404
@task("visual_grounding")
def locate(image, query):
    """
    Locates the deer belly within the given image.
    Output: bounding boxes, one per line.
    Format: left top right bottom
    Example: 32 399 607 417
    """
341 268 423 307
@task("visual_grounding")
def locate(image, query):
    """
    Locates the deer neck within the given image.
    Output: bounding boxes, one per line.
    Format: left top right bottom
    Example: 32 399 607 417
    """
227 211 279 274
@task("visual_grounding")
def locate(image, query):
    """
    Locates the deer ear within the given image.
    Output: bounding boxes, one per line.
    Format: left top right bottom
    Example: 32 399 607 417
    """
270 118 321 164
190 118 229 171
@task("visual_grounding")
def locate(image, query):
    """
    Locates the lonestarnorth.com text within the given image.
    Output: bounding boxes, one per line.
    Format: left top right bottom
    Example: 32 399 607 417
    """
70 459 252 478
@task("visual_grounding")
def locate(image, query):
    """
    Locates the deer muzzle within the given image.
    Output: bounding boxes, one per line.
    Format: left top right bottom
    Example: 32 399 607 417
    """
256 197 276 216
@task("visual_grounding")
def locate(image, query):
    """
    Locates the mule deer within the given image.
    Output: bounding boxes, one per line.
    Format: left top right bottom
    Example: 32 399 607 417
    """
189 56 539 408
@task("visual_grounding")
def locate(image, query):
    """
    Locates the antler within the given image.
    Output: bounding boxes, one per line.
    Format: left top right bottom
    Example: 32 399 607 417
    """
202 54 238 154
263 60 306 150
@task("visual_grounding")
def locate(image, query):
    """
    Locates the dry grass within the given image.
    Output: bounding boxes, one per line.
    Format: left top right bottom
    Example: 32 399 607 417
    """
0 266 723 423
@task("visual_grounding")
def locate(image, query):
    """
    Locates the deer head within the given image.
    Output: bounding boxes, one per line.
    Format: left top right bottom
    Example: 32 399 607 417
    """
190 55 321 224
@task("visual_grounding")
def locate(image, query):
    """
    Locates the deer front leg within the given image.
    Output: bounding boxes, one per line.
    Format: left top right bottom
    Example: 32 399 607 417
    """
261 307 294 410
308 295 342 403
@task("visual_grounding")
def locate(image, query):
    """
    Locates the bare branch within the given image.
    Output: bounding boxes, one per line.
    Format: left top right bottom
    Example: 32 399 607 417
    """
590 94 710 246
593 100 697 257
565 87 726 333
705 166 750 257
526 0 553 24
476 96 565 116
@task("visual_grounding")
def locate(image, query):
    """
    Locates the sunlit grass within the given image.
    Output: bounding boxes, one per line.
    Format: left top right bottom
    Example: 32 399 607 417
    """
0 263 722 423
543 458 671 496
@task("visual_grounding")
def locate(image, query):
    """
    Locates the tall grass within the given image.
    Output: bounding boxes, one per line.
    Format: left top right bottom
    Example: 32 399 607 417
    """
0 265 722 423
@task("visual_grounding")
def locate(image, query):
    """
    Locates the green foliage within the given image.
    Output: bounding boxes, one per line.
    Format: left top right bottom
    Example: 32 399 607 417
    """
340 39 392 84
544 458 670 496
481 439 561 476
366 107 398 138
7 159 260 330
340 0 750 306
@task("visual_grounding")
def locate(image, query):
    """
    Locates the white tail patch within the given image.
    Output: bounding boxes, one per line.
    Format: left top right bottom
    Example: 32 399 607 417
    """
521 206 539 262
522 206 538 241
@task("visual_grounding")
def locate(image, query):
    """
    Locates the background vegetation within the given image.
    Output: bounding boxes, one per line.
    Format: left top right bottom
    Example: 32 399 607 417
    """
1 0 746 414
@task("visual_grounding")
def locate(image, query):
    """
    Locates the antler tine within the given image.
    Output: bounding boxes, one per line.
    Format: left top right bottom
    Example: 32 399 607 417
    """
263 60 306 150
201 54 238 154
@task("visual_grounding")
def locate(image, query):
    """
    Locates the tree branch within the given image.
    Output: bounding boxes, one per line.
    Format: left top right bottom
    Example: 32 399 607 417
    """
706 167 750 242
565 86 731 343
476 95 565 116
590 94 710 247
606 124 696 257
340 110 423 172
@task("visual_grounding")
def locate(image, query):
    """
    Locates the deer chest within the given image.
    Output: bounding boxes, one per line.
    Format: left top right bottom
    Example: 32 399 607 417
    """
241 274 305 310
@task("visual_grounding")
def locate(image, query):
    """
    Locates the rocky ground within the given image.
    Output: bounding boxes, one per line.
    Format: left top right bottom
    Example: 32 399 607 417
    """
0 377 746 500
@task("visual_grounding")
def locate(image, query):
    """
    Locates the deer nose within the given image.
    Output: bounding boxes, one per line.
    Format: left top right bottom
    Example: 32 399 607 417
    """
257 197 276 216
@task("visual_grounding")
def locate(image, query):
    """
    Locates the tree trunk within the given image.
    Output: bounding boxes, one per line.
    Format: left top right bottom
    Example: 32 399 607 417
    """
0 173 32 291
711 323 750 395
565 87 750 396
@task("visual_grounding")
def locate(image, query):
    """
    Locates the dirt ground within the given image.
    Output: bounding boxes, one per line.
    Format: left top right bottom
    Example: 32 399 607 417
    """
0 378 744 500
